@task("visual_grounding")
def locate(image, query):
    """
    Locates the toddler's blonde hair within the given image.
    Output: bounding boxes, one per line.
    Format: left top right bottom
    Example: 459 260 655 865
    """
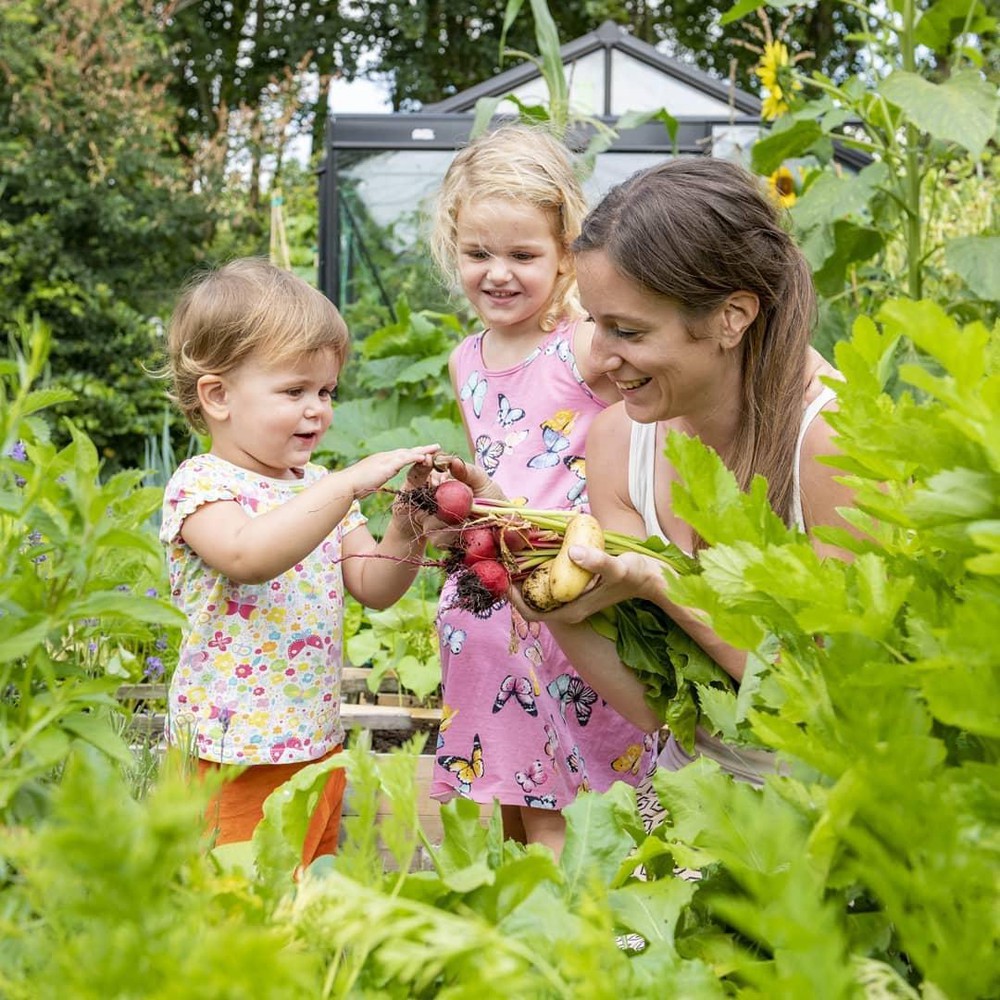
164 258 349 433
430 123 587 332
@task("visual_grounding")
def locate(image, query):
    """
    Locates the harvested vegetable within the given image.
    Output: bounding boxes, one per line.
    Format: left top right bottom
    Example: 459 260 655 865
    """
521 563 561 613
548 513 604 603
469 559 510 599
434 479 474 525
461 526 499 565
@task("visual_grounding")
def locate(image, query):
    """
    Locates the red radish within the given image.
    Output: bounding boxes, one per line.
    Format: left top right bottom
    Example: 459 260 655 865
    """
500 525 529 553
462 527 499 565
469 559 510 600
434 479 474 525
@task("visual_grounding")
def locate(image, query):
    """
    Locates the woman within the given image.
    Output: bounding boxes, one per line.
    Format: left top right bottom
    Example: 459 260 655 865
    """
508 156 857 782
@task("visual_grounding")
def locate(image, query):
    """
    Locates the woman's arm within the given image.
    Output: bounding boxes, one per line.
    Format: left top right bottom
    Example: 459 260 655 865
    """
799 403 860 561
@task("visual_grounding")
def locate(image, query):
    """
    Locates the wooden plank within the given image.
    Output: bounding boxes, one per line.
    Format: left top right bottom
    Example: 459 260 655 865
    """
117 683 167 701
125 703 441 740
341 703 441 731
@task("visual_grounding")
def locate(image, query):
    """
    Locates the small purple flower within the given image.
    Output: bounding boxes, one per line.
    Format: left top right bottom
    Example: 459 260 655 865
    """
155 634 168 651
145 587 159 598
144 656 165 680
8 441 27 462
27 530 42 546
88 641 98 654
116 584 129 593
218 706 233 733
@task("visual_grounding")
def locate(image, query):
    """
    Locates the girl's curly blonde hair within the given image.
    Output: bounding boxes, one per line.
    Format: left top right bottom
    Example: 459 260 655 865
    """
163 258 349 433
430 123 588 332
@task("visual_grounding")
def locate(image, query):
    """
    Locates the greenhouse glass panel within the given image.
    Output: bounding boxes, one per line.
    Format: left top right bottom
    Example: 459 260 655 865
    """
500 50 607 116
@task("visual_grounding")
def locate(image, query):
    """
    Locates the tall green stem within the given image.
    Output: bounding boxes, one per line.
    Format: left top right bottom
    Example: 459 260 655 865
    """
901 0 923 300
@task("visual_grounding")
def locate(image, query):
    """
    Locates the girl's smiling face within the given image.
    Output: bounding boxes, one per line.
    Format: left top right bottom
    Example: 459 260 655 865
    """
206 348 340 479
577 249 742 427
455 197 565 339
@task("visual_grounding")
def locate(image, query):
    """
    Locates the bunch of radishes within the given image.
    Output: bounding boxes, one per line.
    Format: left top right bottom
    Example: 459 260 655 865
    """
402 477 693 617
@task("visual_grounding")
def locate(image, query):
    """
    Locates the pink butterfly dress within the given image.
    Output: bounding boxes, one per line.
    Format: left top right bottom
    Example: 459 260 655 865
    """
161 453 366 765
433 319 657 809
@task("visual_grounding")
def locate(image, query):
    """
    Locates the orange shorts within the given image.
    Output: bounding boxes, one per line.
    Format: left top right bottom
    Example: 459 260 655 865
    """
197 745 346 867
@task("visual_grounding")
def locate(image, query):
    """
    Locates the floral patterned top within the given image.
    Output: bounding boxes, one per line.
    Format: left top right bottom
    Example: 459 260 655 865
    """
160 453 366 765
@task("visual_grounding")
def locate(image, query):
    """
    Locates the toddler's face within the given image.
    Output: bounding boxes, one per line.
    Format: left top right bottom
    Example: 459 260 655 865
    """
209 347 341 479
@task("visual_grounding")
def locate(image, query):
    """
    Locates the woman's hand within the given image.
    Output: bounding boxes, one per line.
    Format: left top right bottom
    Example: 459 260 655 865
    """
511 546 670 624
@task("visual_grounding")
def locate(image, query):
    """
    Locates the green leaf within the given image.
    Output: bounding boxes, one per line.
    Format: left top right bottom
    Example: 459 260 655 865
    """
879 70 998 157
878 299 988 391
812 220 884 296
720 0 797 26
254 752 347 891
67 592 186 627
915 0 997 54
607 877 697 951
751 119 824 175
19 386 76 415
562 782 641 896
60 710 132 764
0 614 52 662
945 235 1000 301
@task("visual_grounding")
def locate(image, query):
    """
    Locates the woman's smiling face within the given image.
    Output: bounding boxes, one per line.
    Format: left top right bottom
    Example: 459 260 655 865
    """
576 249 738 426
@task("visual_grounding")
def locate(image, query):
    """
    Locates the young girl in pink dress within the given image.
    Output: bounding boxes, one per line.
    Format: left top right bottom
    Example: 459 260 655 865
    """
428 125 657 857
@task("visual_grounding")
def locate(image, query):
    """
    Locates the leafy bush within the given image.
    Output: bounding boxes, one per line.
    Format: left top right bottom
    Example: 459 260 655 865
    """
0 318 183 824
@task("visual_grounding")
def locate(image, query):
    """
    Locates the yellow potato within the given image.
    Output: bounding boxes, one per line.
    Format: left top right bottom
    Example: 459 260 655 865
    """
549 513 604 604
521 563 562 612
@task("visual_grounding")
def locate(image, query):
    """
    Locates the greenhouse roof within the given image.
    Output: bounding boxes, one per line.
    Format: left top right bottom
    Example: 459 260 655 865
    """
423 19 762 118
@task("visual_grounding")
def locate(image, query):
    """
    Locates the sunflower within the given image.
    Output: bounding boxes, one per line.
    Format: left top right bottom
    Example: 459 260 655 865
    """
761 91 790 121
755 39 802 121
755 41 790 92
768 165 797 208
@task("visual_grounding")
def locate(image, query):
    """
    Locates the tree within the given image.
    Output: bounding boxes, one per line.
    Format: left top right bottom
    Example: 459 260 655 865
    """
0 0 212 470
354 1 868 110
159 0 369 208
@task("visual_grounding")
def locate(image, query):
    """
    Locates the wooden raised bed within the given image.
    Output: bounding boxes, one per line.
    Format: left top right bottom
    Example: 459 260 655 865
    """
117 668 442 742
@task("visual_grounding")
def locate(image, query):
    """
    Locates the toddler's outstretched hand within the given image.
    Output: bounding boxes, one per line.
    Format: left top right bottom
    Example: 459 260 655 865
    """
349 445 439 500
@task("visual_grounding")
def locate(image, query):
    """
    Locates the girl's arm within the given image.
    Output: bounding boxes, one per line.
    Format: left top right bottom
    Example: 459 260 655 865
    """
179 446 438 584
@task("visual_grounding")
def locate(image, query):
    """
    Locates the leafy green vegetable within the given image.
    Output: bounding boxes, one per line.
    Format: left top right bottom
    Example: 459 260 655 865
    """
592 599 736 753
